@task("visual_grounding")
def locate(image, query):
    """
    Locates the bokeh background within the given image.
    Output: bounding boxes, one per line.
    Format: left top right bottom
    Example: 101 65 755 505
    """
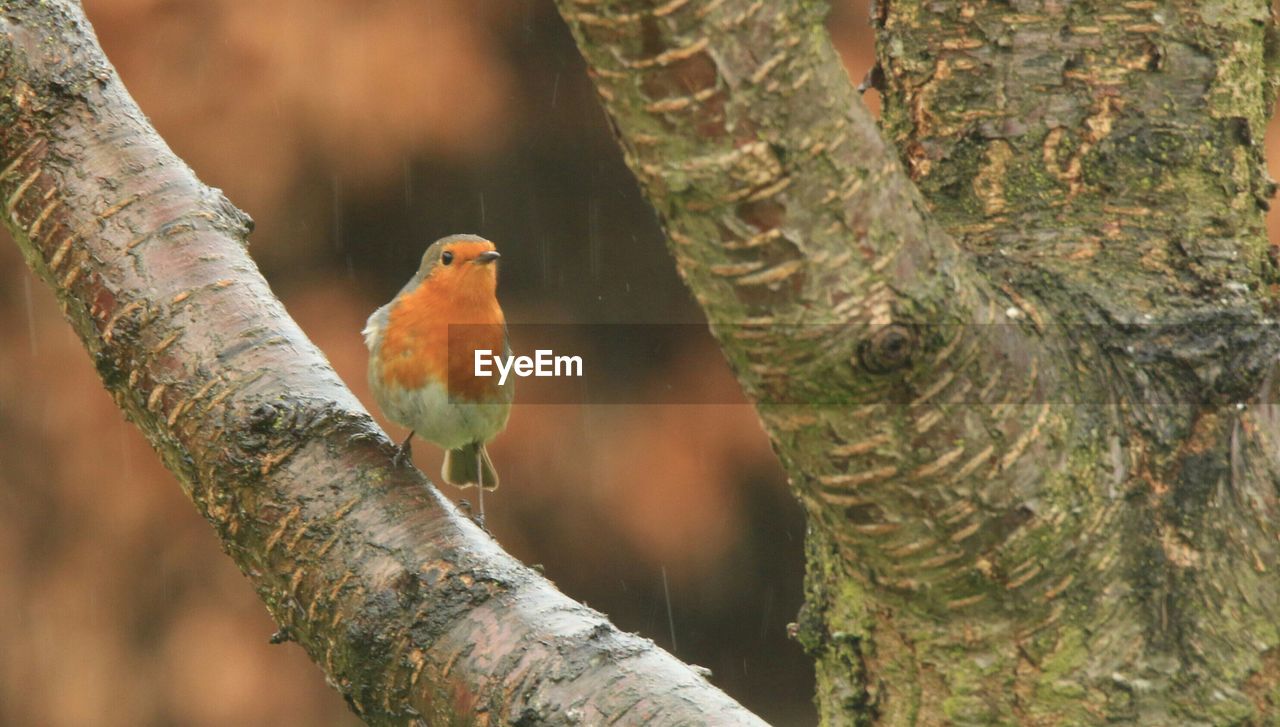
1 1 1276 725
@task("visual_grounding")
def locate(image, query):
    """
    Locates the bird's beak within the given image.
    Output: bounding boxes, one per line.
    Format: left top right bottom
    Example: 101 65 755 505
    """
474 250 501 265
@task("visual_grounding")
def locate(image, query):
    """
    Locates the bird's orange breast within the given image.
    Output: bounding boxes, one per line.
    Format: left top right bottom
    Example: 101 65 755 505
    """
377 276 506 402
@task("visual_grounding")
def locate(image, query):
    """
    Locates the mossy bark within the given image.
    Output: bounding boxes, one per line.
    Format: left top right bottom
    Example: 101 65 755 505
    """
0 2 768 724
556 0 1280 723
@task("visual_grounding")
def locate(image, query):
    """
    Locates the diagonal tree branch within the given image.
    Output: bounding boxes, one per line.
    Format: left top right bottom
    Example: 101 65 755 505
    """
0 2 767 724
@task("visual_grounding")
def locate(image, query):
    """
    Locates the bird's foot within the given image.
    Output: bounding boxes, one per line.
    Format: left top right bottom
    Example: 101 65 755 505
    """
457 499 489 533
391 433 414 467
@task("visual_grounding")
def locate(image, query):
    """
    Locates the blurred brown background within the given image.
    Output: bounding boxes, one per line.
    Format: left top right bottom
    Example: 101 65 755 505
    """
0 1 1276 725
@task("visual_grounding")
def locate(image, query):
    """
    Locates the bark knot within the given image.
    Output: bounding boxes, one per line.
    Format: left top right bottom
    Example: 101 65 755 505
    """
857 324 916 374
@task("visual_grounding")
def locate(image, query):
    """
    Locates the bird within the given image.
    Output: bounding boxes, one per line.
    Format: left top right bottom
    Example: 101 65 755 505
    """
363 234 513 493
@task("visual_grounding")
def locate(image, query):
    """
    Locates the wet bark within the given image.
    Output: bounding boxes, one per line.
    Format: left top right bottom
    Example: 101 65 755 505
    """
555 0 1280 723
0 2 768 725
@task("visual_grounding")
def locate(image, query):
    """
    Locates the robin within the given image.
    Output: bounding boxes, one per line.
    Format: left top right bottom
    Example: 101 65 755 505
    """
363 234 512 492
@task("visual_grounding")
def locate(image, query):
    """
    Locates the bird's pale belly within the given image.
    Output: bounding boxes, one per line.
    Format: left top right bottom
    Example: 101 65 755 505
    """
369 372 511 450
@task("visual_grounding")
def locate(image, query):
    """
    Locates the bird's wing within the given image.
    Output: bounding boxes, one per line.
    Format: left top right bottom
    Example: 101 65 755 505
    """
498 321 516 402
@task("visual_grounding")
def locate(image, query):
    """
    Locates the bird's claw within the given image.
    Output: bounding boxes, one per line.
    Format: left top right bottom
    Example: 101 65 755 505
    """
391 439 413 467
457 499 489 532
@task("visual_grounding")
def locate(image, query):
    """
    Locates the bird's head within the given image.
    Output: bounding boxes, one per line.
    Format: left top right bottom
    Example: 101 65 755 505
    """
414 234 501 300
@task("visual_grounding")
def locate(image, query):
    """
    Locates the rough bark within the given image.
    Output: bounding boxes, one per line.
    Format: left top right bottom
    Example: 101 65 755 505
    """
0 2 768 725
555 0 1280 723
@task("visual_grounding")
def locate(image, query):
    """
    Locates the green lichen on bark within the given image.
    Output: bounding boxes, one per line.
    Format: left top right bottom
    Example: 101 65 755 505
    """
869 0 1280 723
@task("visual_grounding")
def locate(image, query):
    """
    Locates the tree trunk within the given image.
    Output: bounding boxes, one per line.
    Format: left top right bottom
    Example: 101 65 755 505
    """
555 0 1280 722
0 2 769 724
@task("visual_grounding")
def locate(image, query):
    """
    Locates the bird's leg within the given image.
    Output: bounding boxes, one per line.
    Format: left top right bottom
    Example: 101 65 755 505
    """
475 445 486 526
392 431 414 467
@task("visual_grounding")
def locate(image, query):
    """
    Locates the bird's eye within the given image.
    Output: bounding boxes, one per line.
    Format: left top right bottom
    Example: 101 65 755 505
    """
441 251 454 265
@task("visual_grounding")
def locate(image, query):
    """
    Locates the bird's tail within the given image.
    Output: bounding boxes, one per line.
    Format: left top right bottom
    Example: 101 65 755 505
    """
442 442 499 490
